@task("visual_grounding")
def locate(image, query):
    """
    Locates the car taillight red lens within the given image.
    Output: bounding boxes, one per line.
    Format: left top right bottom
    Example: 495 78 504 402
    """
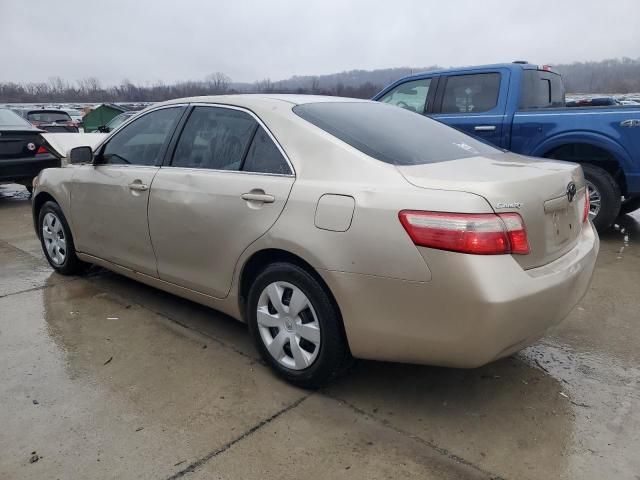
36 146 49 155
398 211 530 255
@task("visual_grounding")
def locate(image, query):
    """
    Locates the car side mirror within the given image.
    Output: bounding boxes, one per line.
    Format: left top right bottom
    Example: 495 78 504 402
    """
69 146 93 164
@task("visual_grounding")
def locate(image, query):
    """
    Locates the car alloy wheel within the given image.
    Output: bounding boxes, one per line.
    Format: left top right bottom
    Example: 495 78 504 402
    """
585 180 601 220
42 212 67 265
256 281 321 370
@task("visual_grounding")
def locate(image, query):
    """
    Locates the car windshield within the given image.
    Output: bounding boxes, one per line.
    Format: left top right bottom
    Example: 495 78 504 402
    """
293 101 500 165
27 111 72 122
0 108 32 127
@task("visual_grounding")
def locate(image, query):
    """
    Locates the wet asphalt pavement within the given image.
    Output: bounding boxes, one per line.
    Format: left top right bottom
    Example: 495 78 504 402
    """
0 183 639 480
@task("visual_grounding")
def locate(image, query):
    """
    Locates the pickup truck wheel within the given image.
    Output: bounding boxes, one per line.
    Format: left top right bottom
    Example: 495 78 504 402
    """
581 164 621 231
620 195 640 215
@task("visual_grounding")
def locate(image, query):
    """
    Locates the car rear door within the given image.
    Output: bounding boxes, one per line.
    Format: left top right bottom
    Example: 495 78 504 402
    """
147 104 295 298
431 70 510 148
70 105 185 276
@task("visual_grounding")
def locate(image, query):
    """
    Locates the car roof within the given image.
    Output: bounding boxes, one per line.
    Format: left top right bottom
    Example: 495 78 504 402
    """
158 94 371 109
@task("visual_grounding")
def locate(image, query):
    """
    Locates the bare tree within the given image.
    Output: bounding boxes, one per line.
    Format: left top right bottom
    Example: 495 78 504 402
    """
205 72 231 93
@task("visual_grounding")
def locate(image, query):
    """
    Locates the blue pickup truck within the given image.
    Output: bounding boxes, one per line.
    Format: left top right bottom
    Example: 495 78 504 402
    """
373 62 640 230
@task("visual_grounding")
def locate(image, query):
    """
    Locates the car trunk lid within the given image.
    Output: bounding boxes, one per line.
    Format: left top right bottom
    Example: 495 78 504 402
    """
396 153 587 269
0 129 45 160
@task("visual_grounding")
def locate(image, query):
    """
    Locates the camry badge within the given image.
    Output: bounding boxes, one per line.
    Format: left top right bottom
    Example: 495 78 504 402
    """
566 182 577 203
496 202 522 209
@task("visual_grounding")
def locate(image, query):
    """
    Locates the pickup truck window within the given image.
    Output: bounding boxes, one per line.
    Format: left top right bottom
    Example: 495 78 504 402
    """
293 101 500 166
379 79 431 113
441 73 500 114
519 70 565 109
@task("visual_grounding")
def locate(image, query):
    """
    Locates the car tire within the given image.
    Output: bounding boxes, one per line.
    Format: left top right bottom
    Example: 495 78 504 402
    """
246 262 351 388
620 195 640 215
581 164 621 231
38 201 86 275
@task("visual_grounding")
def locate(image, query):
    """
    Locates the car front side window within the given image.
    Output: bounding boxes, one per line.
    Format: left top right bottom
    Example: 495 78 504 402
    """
101 107 182 165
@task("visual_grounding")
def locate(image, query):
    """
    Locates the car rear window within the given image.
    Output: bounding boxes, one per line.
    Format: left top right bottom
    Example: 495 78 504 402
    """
519 70 565 109
27 111 72 122
0 108 32 127
293 102 500 165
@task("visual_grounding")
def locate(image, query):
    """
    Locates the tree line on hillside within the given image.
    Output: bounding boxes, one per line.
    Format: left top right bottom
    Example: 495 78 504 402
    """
1 58 639 104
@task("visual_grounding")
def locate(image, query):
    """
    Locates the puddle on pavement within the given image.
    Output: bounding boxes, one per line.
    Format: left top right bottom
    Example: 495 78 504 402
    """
0 184 31 201
522 341 640 478
327 353 574 479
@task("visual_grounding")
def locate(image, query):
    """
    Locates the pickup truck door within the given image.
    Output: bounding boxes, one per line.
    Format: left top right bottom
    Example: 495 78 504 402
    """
431 70 510 148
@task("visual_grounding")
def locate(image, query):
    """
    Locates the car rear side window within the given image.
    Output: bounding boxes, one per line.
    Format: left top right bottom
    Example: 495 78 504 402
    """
379 78 432 114
440 73 501 113
242 126 291 175
101 107 182 165
172 106 257 171
293 102 500 165
519 70 566 109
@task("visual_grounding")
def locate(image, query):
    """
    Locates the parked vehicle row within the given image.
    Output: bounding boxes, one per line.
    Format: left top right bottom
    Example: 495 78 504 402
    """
0 108 60 192
373 62 640 230
32 95 598 387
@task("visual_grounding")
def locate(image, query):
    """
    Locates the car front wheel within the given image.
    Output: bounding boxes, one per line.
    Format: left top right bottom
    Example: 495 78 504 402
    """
247 262 351 388
38 201 86 275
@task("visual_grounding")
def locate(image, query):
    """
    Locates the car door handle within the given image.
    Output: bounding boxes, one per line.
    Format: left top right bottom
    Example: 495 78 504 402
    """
474 125 497 132
128 182 149 191
241 192 275 203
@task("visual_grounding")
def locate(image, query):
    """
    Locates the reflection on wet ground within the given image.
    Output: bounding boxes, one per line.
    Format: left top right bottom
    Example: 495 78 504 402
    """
1 183 639 479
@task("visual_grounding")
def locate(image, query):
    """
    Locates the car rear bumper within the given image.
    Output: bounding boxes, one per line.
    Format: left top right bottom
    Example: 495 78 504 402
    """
320 221 599 367
0 155 61 183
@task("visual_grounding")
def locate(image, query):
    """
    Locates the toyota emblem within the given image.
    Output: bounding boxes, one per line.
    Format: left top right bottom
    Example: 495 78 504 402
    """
566 182 577 203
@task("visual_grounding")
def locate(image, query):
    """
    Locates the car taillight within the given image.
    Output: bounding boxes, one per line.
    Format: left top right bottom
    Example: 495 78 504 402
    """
583 189 590 223
36 145 49 155
398 211 530 255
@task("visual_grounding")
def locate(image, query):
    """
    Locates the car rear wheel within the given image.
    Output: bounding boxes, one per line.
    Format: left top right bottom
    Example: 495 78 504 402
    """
582 164 621 231
38 201 86 275
247 262 351 388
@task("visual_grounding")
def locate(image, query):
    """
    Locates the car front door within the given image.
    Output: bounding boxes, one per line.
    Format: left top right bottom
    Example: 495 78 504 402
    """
70 105 185 276
431 71 509 148
147 105 295 298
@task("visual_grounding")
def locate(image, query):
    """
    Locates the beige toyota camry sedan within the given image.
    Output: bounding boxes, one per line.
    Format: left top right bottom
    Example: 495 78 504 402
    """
32 95 599 387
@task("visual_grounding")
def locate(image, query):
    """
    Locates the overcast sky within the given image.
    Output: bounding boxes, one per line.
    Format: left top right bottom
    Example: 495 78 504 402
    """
2 0 639 85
